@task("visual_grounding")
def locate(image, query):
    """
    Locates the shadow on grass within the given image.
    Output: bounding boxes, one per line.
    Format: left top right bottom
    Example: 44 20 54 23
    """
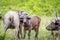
0 33 6 40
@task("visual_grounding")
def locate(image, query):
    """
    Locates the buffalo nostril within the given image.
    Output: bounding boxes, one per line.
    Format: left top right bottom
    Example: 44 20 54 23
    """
46 27 47 29
46 27 48 30
24 22 27 24
46 27 51 30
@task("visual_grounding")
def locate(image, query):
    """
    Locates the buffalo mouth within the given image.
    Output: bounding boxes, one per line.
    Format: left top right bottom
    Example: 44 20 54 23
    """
23 22 30 27
46 27 59 31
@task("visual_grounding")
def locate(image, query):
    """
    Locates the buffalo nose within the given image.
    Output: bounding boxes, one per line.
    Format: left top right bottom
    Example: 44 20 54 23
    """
46 27 48 29
24 22 26 24
46 27 50 30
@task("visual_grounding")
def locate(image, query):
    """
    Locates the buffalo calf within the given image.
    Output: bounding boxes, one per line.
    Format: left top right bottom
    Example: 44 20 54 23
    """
20 15 41 40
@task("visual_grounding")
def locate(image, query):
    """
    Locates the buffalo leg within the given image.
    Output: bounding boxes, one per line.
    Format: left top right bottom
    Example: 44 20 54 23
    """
19 25 22 39
4 25 7 33
20 28 22 38
3 25 8 40
4 24 10 33
35 29 38 40
15 27 20 40
51 31 56 40
23 29 26 39
28 30 31 40
4 22 11 33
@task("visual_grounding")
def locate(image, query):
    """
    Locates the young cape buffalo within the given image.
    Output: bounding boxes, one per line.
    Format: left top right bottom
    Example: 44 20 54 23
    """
4 10 21 40
20 15 41 40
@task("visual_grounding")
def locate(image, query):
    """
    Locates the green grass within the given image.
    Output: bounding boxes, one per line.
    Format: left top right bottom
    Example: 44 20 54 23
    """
0 16 60 40
0 0 60 16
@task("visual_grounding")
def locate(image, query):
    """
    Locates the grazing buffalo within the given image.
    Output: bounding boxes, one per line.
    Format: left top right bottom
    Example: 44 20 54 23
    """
20 15 41 40
4 10 21 40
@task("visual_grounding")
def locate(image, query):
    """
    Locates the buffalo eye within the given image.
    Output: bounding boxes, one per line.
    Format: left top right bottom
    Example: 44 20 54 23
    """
20 17 23 19
20 18 23 22
27 17 31 20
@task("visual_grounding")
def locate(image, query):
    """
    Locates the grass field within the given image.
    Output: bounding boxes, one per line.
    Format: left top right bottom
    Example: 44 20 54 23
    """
0 16 60 40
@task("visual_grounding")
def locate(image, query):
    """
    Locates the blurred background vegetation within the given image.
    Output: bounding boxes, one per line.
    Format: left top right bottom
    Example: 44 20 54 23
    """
0 0 60 17
0 0 60 40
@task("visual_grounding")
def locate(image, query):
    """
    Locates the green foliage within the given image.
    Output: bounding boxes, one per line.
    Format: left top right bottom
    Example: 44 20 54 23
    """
0 0 60 16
